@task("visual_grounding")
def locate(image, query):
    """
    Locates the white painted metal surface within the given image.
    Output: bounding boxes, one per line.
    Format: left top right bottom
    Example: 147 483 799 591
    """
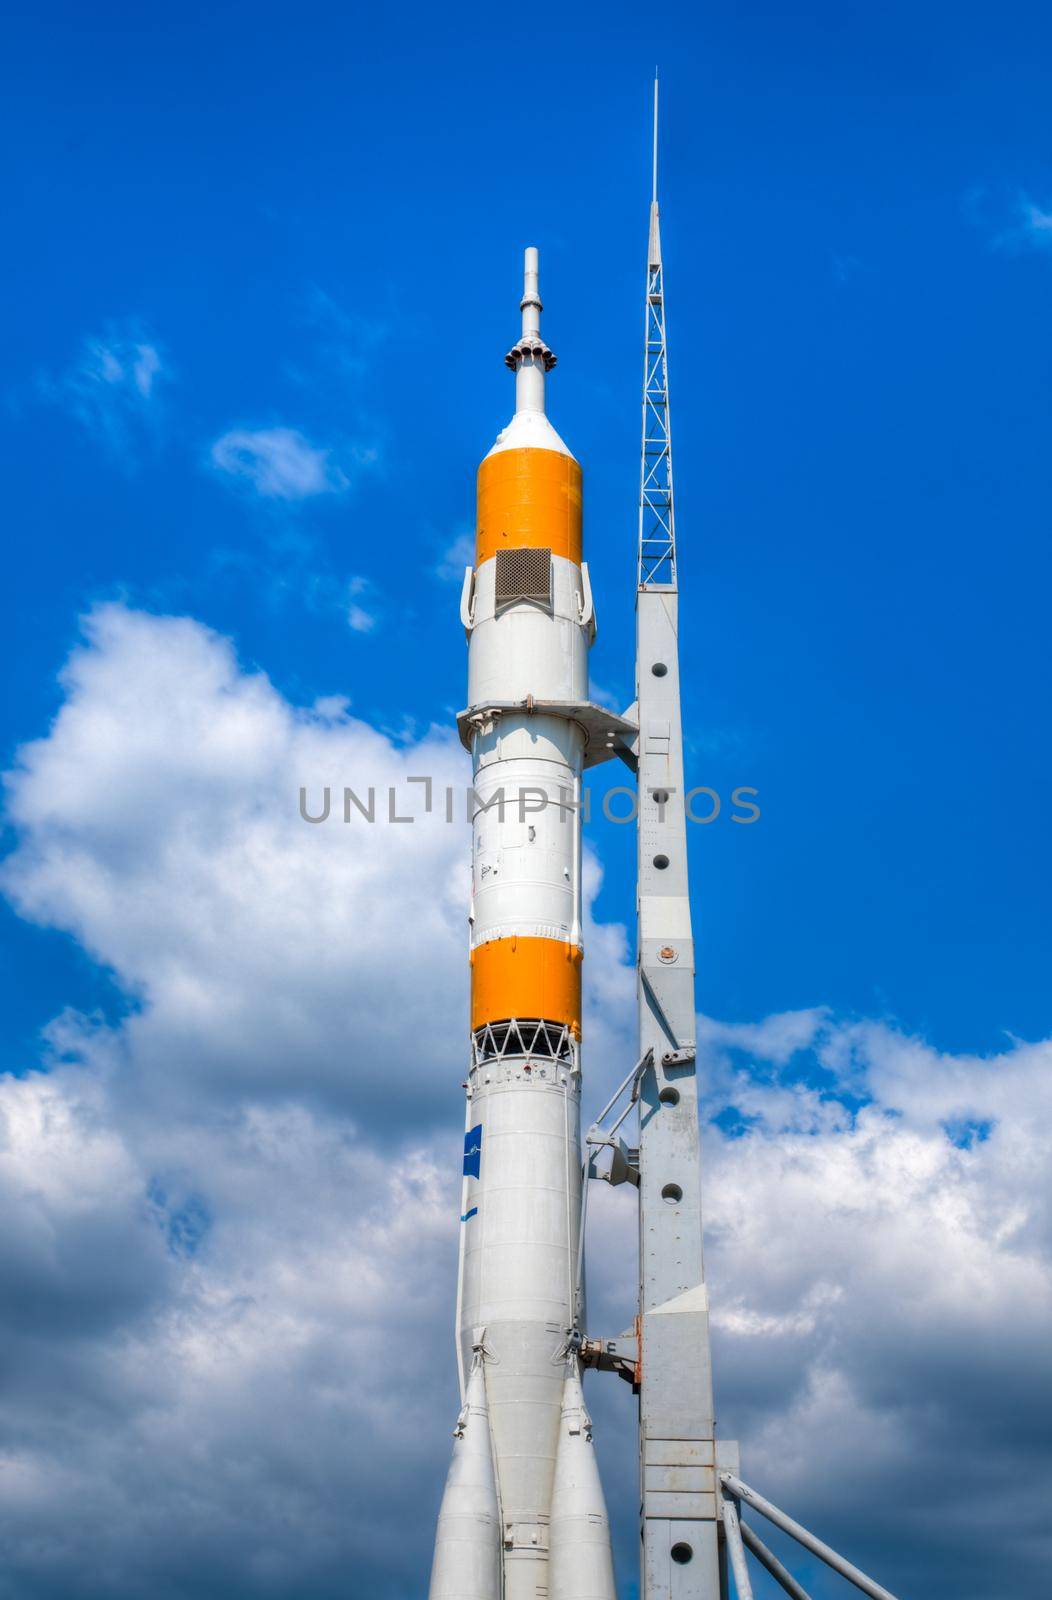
470 749 582 950
549 1361 618 1600
428 1357 501 1600
487 404 573 458
468 555 589 706
459 1062 583 1600
487 243 571 457
433 247 616 1600
515 245 547 415
634 78 723 1600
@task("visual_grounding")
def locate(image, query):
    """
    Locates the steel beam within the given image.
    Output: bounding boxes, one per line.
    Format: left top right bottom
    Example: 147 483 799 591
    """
739 1520 813 1600
720 1474 900 1600
634 77 721 1600
721 1498 754 1600
636 583 720 1600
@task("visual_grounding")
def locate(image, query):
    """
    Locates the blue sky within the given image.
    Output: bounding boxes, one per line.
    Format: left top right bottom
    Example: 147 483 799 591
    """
1 2 1051 1596
4 0 1050 1061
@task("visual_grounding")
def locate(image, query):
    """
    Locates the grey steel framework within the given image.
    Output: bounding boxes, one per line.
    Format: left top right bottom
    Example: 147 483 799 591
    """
638 83 676 590
580 78 906 1600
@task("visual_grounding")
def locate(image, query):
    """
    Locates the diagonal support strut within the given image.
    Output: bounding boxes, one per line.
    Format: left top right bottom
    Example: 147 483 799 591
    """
720 1473 900 1600
739 1520 813 1600
721 1497 754 1600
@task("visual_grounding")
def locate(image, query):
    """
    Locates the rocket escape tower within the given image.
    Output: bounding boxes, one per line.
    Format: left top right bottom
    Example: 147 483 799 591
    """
430 77 904 1600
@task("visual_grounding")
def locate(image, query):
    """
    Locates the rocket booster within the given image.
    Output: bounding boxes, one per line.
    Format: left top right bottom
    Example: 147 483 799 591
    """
430 250 617 1600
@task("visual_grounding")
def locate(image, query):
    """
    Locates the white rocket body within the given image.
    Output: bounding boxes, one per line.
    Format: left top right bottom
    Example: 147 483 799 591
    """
429 1359 502 1600
429 250 616 1600
549 1361 618 1600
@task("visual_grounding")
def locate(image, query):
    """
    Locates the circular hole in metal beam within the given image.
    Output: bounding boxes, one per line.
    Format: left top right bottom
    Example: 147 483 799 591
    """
652 788 670 805
653 854 670 870
659 1086 680 1106
651 662 668 677
671 1542 693 1564
661 1182 683 1204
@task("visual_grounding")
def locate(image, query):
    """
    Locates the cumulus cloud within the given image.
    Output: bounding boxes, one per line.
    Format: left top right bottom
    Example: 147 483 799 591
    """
0 1066 456 1600
977 188 1052 255
293 284 389 384
38 325 170 466
434 530 475 583
0 604 1049 1598
346 574 378 633
1017 196 1052 246
210 426 358 500
0 603 483 1596
2 604 472 1121
693 1012 1052 1595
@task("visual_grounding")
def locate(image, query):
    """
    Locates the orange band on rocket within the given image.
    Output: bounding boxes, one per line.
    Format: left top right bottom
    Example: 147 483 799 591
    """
476 448 583 566
470 936 583 1035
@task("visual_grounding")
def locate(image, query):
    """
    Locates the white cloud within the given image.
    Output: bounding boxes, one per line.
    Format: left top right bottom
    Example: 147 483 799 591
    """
294 284 389 382
0 1065 456 1598
699 1007 830 1070
1020 197 1052 244
38 325 170 465
434 530 475 583
0 604 1050 1597
346 574 378 633
985 190 1052 254
210 426 352 500
587 677 627 712
690 1013 1052 1592
1 604 473 1119
831 252 865 285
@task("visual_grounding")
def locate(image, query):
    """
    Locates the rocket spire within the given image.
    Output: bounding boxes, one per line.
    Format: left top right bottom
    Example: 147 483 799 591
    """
521 246 542 338
505 246 556 415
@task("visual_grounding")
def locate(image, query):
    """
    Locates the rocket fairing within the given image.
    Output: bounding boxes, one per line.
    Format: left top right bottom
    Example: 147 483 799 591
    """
429 250 618 1600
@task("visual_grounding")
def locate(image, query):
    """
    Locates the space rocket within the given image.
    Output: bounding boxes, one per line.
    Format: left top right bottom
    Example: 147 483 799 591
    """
429 249 621 1600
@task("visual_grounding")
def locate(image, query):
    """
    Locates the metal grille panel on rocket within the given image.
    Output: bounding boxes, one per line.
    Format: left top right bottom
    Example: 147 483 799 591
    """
494 547 552 607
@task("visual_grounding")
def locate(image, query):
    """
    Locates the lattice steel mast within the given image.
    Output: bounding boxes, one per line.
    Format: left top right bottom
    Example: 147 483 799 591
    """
639 79 677 590
632 73 723 1599
581 77 905 1600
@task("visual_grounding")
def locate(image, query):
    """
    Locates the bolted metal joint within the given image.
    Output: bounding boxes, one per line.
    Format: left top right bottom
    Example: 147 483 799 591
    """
661 1044 696 1067
593 1136 639 1188
579 1327 641 1388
